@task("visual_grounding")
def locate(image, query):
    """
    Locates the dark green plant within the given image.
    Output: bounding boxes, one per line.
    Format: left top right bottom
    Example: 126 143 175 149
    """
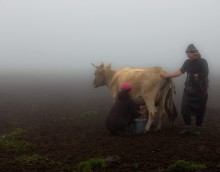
167 160 206 171
78 161 92 172
77 158 107 172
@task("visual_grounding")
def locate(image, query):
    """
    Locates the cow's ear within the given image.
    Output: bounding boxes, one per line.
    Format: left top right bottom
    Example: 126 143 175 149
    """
91 63 98 68
107 63 111 69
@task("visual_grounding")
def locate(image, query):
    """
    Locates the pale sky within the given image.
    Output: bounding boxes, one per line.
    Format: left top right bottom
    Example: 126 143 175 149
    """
0 0 220 76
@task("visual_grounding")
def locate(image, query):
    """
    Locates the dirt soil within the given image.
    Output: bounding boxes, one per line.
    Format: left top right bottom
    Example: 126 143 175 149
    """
0 76 219 172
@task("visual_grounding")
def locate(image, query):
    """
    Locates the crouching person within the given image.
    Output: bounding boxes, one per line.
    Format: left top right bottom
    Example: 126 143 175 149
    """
105 82 146 136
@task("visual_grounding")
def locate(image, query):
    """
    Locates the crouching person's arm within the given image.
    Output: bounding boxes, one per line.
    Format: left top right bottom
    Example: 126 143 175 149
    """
129 100 146 119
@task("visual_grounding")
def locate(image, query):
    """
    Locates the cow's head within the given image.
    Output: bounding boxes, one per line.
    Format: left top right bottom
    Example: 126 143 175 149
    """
91 62 111 88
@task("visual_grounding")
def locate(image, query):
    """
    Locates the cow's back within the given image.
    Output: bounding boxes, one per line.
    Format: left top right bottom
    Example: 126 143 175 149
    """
109 67 167 100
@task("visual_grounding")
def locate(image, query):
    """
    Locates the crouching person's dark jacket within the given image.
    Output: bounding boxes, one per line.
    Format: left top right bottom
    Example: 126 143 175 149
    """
105 98 141 132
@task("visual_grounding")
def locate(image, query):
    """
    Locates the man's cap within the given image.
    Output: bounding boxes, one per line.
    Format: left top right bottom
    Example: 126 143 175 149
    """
186 43 199 53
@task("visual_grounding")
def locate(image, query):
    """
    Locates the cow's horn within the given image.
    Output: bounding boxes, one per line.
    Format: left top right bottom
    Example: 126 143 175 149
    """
91 63 98 68
100 62 104 68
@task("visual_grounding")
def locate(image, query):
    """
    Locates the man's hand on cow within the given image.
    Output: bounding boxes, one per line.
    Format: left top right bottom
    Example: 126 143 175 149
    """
160 73 169 79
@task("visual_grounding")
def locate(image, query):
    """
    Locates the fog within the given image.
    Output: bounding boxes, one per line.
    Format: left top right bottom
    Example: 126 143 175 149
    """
0 0 220 76
0 0 220 107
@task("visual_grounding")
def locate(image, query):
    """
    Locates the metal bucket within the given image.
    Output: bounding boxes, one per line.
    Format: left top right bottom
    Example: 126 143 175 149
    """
133 118 147 134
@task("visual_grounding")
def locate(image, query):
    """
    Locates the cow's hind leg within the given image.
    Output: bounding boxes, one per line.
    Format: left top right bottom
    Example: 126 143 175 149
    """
156 98 166 131
155 82 170 132
167 101 178 129
156 111 165 132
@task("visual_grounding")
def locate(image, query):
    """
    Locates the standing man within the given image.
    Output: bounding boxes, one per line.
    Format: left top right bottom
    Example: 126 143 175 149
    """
160 44 209 135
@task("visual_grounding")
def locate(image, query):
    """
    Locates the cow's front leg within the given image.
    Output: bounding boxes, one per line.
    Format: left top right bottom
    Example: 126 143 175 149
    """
145 115 154 132
145 111 156 133
144 102 156 132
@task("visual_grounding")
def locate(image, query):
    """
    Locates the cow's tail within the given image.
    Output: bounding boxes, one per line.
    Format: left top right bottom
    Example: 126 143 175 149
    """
165 79 178 128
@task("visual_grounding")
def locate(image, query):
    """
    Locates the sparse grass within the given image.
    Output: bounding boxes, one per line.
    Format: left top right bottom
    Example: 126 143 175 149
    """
157 167 165 172
0 128 30 152
120 162 139 169
166 160 206 171
1 129 63 170
81 110 98 116
0 139 30 152
17 154 62 167
131 162 139 169
77 158 107 172
2 128 26 140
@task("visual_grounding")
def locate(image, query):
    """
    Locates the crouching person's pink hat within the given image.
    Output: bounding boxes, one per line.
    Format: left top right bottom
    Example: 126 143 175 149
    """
120 82 133 91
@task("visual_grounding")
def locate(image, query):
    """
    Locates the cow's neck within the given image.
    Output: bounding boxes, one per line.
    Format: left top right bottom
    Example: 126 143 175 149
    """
103 69 116 88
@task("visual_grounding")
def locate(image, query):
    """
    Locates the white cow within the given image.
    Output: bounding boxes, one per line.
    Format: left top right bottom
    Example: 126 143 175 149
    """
92 63 178 132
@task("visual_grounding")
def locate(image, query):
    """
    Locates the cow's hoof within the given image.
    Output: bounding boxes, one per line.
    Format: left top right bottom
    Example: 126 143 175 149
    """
169 126 176 130
144 130 150 134
155 129 161 132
